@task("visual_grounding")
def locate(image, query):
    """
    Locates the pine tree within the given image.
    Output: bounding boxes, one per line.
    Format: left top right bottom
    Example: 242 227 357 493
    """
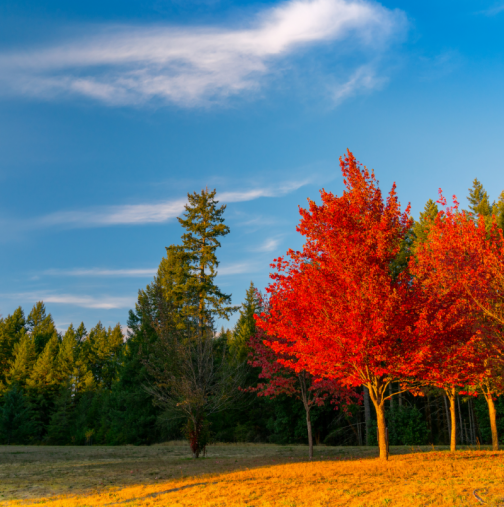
27 302 59 354
4 333 37 389
231 282 262 363
0 386 38 444
57 325 94 392
83 323 123 390
0 307 26 384
26 334 60 394
493 190 504 231
467 179 492 218
76 322 87 342
176 189 238 330
45 385 75 445
412 199 439 249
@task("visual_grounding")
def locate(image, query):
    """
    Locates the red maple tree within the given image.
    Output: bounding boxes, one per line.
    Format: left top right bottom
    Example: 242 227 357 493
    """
256 150 427 460
411 191 504 449
247 327 359 460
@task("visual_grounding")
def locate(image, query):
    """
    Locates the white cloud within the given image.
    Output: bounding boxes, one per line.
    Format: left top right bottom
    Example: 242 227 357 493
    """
217 262 262 275
43 268 157 277
0 0 406 106
331 65 386 104
254 237 282 252
41 262 261 278
36 181 307 228
9 293 135 309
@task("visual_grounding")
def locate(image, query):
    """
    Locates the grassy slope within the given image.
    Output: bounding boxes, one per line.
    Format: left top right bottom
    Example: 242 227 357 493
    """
1 444 502 506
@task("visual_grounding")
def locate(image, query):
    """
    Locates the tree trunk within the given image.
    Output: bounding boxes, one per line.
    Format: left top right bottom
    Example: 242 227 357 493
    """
367 380 388 460
376 401 388 460
443 393 451 445
389 384 394 412
484 392 499 451
363 386 371 446
445 388 457 452
306 407 313 460
468 398 474 445
299 372 313 460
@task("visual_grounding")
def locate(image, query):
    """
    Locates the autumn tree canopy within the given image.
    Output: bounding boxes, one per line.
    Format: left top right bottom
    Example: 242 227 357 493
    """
256 150 428 460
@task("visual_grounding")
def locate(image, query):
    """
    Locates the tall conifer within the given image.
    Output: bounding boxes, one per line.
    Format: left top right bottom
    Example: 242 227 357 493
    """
176 189 237 330
27 302 59 354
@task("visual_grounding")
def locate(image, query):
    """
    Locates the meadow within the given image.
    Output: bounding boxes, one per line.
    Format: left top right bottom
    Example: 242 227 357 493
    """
1 443 503 506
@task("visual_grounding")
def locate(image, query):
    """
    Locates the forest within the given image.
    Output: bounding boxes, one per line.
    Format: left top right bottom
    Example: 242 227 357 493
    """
1 151 504 461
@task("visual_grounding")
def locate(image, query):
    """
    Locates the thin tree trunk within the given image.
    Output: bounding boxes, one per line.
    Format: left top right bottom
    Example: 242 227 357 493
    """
468 398 475 445
306 407 313 460
484 392 499 451
368 379 388 460
457 395 464 445
299 372 313 460
363 386 371 446
443 393 451 445
398 391 403 407
389 384 394 412
446 388 457 452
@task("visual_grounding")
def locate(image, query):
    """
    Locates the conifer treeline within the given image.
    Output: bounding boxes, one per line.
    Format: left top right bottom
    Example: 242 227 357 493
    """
0 180 503 448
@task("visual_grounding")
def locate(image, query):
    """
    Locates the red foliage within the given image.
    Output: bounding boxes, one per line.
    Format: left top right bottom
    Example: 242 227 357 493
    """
256 151 422 385
247 327 358 410
411 191 504 391
255 150 427 458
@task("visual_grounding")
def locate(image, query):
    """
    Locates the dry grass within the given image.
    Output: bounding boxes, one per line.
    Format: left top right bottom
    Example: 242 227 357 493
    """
1 444 503 506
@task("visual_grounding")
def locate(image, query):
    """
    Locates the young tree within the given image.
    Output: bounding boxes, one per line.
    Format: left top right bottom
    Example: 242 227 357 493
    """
412 192 504 450
144 289 243 458
247 328 357 460
230 282 262 363
256 151 425 460
143 189 241 457
0 308 26 384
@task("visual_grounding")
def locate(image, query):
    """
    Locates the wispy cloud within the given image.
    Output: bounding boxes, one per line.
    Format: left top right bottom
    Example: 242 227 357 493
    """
36 181 308 228
218 262 263 275
254 237 283 252
41 261 261 278
43 268 157 277
8 293 134 309
478 3 504 15
0 0 406 106
331 65 386 104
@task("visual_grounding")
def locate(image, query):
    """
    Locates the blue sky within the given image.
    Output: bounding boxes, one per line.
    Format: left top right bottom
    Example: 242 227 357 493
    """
1 0 504 332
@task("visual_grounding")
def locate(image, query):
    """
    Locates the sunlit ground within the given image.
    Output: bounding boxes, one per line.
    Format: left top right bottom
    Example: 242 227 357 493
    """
1 443 502 506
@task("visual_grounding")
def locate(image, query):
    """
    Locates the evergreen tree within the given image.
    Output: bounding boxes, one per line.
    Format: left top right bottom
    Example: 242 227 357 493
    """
0 386 38 444
83 323 123 390
26 334 60 394
75 322 87 342
57 325 94 392
493 190 504 231
27 302 59 354
45 384 75 444
231 282 261 363
412 199 439 248
0 307 26 384
4 333 37 389
176 189 238 330
467 178 492 218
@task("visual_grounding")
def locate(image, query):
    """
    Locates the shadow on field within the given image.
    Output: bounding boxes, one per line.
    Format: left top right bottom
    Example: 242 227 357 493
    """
0 442 487 501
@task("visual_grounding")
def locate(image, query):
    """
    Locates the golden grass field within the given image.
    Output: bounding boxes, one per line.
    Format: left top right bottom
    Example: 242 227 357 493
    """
1 443 503 506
